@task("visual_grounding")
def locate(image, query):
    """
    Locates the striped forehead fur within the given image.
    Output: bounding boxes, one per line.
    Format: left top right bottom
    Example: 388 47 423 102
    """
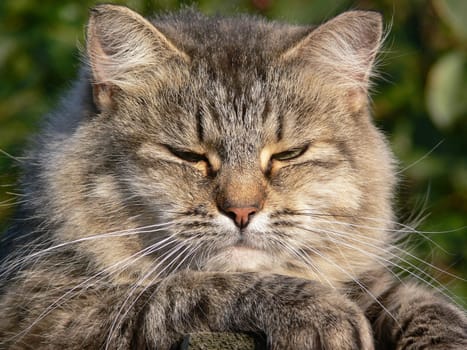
86 8 383 99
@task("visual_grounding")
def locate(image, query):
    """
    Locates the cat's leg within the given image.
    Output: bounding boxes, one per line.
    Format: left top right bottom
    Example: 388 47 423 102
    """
1 272 374 350
140 271 374 350
369 283 467 350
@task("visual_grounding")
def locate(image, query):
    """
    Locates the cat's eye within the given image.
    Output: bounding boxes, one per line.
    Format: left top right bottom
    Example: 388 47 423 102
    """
167 146 208 163
271 145 309 161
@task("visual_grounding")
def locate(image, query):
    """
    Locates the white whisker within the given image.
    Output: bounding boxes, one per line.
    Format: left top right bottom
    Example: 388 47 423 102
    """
298 225 463 307
296 236 401 328
105 234 202 350
272 237 335 289
300 217 466 282
6 231 180 344
5 221 176 267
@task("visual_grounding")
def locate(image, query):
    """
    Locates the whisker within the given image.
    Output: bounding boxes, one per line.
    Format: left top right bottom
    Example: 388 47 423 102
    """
294 209 465 236
298 225 463 307
105 234 202 349
6 232 180 344
296 236 401 328
286 209 464 280
311 214 452 255
300 218 466 282
2 221 176 271
0 148 26 163
398 140 443 174
333 230 462 306
271 237 335 289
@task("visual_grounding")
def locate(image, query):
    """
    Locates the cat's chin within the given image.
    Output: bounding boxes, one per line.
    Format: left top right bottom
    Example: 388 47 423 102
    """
200 246 275 273
199 245 322 281
202 246 296 276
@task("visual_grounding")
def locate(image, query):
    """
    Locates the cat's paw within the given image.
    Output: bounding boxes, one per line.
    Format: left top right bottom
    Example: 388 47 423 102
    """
270 309 374 350
311 300 374 350
143 272 374 349
265 283 374 350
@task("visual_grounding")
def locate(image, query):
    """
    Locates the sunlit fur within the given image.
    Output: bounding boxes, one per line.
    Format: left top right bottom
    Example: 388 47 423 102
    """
0 5 465 349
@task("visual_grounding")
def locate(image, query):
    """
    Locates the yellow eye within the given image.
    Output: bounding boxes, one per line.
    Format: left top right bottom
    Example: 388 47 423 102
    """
271 145 308 161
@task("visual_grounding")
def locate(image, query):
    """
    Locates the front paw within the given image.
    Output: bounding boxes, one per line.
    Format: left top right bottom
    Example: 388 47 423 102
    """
266 288 374 350
141 272 374 349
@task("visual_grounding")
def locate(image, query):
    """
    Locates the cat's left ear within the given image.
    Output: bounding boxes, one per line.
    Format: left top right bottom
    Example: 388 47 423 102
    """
86 5 189 111
281 11 383 106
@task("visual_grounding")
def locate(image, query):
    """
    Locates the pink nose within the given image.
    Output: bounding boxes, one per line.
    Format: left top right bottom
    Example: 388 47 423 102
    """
225 206 259 228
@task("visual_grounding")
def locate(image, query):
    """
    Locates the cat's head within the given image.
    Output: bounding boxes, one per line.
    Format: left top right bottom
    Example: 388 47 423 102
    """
39 5 395 286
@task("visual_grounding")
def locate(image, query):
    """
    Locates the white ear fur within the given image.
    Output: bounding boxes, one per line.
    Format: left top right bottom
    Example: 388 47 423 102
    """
282 11 383 92
86 5 188 109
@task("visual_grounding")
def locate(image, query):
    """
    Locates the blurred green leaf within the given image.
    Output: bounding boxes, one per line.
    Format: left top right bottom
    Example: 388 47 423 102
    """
267 0 348 23
434 0 467 41
426 52 467 129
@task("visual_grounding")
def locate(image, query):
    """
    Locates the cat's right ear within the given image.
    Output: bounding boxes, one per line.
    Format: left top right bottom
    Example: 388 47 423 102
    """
280 11 383 111
86 5 189 111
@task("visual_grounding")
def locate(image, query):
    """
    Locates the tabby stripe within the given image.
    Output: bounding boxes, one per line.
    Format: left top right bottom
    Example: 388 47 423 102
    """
261 100 270 124
208 104 222 130
276 112 284 141
335 140 355 168
195 108 204 142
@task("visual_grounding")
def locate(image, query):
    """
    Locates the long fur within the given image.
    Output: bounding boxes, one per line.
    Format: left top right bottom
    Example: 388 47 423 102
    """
0 5 465 350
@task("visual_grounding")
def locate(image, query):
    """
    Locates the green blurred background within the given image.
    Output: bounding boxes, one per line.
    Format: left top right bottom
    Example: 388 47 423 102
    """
0 0 466 304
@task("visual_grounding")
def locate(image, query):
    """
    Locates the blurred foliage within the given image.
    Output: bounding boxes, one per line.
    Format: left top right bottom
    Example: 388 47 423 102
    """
0 0 466 303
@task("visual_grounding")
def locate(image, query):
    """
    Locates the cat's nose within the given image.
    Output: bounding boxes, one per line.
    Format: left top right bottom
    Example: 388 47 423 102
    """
224 206 259 229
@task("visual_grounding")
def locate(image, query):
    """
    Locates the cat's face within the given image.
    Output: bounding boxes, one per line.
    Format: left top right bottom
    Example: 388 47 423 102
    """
44 6 395 286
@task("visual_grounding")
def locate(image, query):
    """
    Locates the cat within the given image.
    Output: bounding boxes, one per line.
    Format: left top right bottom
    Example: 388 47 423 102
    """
0 4 465 349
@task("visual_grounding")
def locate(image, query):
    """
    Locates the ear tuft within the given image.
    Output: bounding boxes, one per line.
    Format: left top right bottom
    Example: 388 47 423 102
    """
282 11 383 92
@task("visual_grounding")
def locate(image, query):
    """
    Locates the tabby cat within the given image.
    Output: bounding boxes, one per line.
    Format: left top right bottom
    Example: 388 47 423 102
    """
0 5 465 350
